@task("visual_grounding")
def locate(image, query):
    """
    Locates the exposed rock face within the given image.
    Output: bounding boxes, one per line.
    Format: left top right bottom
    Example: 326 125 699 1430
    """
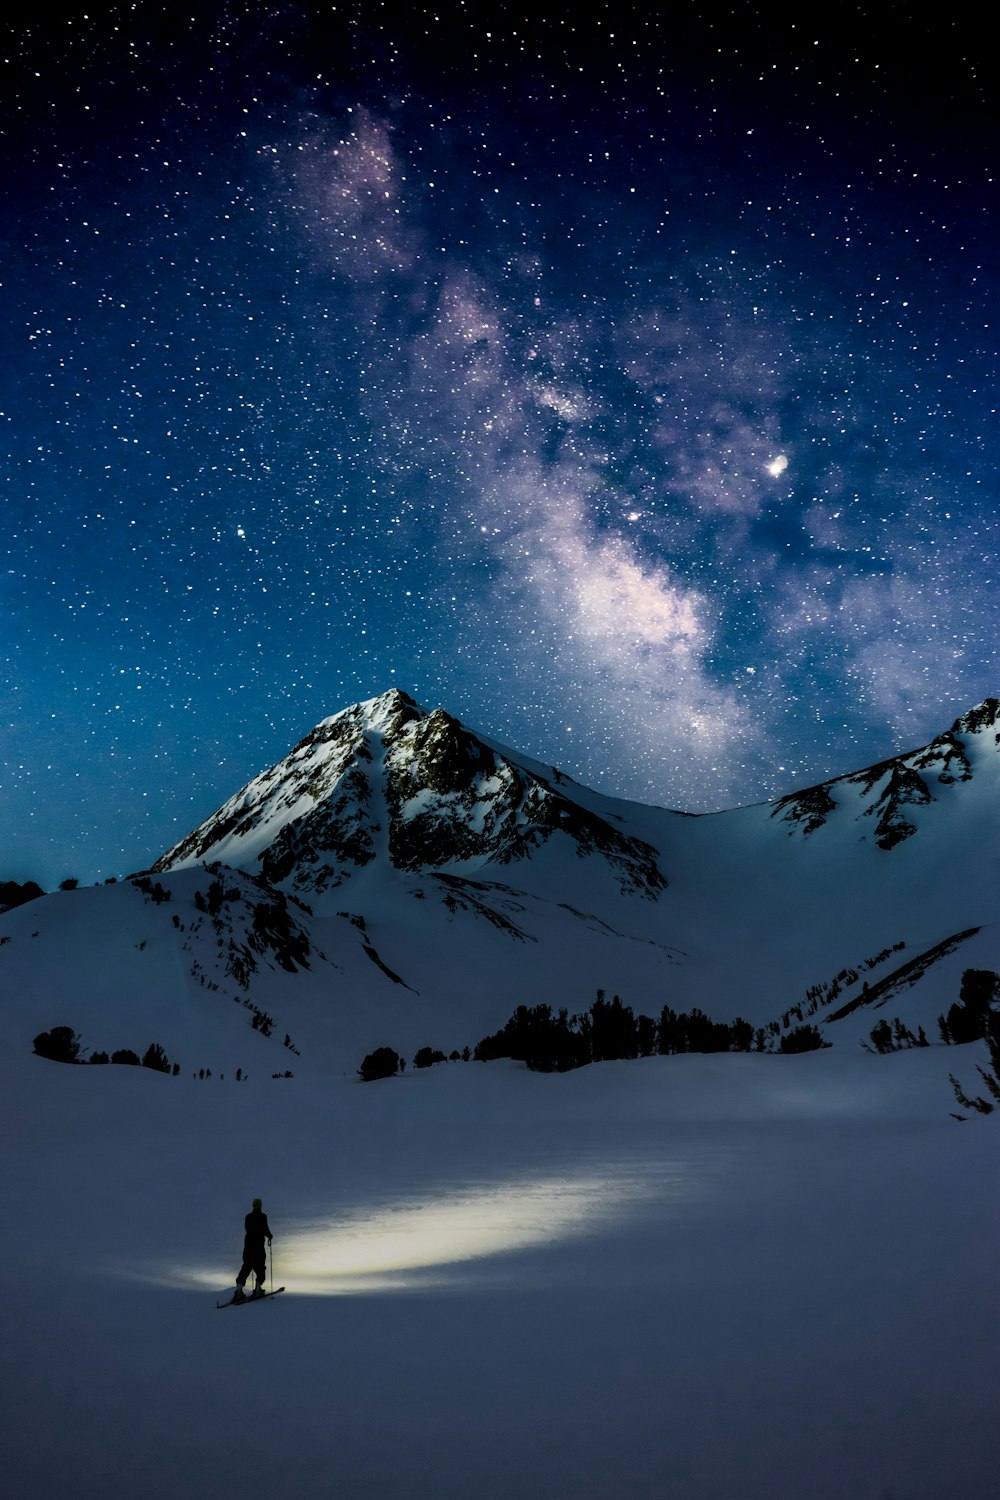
910 730 973 784
770 783 837 836
770 697 998 848
952 697 1000 739
153 690 668 899
383 708 665 893
863 764 933 850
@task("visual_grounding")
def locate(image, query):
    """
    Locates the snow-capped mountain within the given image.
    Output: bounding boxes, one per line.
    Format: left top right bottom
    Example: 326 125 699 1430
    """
3 690 999 1077
150 689 667 900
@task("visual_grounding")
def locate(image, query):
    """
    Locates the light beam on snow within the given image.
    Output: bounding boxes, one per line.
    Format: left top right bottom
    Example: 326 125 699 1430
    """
138 1165 674 1295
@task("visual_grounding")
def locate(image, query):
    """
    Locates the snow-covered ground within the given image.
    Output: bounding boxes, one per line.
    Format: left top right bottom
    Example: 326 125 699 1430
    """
6 695 1000 1495
5 1042 999 1500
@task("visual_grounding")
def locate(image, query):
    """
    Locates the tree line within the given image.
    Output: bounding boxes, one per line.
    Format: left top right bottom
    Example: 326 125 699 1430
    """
361 970 1000 1085
358 991 830 1081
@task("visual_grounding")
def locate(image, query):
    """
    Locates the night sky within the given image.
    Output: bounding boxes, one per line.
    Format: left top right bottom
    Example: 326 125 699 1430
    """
3 3 997 887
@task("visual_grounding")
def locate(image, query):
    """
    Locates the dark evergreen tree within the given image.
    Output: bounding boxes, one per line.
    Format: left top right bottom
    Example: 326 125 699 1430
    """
636 1013 658 1058
657 1005 682 1054
893 1018 917 1049
939 969 1000 1044
779 1024 831 1054
691 1009 735 1053
870 1019 894 1054
586 994 639 1062
962 969 1000 1011
950 1012 1000 1116
729 1017 755 1053
413 1046 447 1069
110 1048 140 1066
358 1046 402 1082
474 1003 585 1072
657 1004 748 1055
33 1026 82 1063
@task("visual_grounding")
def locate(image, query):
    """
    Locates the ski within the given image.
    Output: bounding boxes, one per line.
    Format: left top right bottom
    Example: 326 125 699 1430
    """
217 1286 285 1308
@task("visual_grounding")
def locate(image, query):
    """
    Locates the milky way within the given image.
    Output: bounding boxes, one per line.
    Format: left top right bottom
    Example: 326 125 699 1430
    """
2 3 997 884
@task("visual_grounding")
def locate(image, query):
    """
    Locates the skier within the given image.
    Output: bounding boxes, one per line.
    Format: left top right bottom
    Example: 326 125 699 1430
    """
233 1197 273 1302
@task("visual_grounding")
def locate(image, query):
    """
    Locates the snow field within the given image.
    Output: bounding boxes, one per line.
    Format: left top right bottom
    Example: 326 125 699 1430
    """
5 1044 999 1499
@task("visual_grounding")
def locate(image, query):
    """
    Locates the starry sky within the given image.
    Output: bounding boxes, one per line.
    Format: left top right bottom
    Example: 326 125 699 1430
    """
2 2 997 886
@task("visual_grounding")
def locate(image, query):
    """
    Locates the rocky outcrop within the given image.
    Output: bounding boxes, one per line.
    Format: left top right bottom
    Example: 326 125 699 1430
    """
769 696 997 849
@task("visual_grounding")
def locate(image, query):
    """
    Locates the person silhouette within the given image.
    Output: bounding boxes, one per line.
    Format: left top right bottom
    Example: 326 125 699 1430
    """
233 1197 273 1301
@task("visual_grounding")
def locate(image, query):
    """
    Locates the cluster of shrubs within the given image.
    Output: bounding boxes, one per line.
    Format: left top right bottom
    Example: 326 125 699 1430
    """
358 992 831 1081
132 876 171 904
33 1027 179 1074
194 878 240 916
357 1044 471 1082
0 879 45 911
867 1018 929 1054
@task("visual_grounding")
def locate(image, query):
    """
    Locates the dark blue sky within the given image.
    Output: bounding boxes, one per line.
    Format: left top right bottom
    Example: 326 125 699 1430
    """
2 2 997 886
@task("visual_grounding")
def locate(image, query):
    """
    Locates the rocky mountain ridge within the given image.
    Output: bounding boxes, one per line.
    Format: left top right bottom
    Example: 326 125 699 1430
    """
152 689 668 900
769 698 1000 847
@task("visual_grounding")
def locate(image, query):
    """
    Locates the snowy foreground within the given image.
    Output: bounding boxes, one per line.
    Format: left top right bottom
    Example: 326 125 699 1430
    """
5 1045 999 1500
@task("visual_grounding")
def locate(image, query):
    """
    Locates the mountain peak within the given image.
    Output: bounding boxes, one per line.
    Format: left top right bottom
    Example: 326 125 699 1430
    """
327 687 423 734
951 696 1000 737
152 690 667 900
